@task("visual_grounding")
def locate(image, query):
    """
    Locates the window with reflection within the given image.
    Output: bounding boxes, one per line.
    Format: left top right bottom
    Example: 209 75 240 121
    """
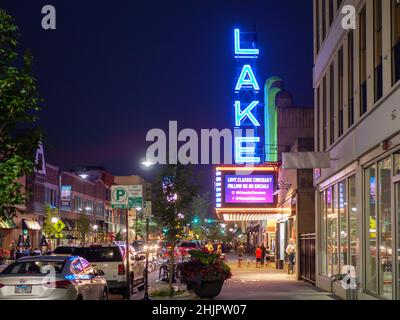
374 0 383 102
360 7 367 115
320 190 327 276
349 176 358 272
378 157 392 299
332 184 339 276
392 0 400 85
326 187 333 277
365 165 377 293
339 181 347 271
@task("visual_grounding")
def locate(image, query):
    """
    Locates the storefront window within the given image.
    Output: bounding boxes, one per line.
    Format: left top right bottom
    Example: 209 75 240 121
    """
378 157 393 299
349 176 358 272
365 165 377 293
332 185 339 276
326 187 333 277
395 153 400 176
320 191 327 276
339 181 347 270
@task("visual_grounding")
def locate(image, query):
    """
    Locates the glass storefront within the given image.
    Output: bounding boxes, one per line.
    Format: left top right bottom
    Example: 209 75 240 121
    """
365 164 377 293
320 190 327 276
339 181 348 270
319 150 400 299
319 176 357 279
378 158 392 299
364 153 399 299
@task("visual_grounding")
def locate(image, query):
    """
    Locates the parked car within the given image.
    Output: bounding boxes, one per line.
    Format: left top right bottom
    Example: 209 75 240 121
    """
53 244 145 296
176 241 202 258
0 255 108 300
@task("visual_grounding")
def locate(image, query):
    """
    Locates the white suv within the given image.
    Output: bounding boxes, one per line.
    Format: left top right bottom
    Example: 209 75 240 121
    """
53 244 145 296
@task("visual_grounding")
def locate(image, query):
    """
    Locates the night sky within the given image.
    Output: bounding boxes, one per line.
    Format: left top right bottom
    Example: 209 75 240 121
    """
2 0 313 186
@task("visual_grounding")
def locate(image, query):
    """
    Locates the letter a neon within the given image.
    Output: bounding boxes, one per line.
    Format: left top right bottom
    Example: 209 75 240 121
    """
235 101 260 127
235 65 260 91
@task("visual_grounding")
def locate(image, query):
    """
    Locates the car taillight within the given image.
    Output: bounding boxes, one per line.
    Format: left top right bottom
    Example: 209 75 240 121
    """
44 280 70 289
118 264 125 275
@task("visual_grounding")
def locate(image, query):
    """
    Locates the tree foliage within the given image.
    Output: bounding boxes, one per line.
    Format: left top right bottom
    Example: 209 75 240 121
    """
42 205 58 238
0 9 42 219
77 214 90 242
152 164 199 295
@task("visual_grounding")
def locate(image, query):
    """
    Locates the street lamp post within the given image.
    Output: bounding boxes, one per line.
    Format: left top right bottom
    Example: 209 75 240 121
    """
141 161 154 300
143 212 150 300
125 210 130 300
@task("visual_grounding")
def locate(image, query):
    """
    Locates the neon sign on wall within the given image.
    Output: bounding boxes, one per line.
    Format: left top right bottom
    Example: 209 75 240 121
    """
233 29 263 164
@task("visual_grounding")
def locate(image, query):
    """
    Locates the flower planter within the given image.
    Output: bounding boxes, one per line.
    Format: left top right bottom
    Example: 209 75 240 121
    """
193 279 224 299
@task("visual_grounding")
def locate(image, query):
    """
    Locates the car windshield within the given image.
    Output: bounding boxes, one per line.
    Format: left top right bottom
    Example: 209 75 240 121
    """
72 247 122 262
53 247 75 255
1 261 65 275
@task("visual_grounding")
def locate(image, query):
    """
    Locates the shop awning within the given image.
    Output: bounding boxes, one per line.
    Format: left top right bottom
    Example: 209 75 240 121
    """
22 219 42 231
0 218 17 229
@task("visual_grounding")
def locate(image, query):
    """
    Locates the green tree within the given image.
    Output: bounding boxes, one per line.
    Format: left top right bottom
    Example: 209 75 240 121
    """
188 193 213 240
132 218 160 240
77 214 90 243
152 164 198 295
0 10 42 219
42 205 58 238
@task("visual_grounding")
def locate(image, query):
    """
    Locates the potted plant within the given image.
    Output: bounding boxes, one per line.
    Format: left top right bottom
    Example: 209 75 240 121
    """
180 249 232 299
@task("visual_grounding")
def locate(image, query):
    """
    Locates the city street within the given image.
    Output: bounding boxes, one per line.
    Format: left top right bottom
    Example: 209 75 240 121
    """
111 254 336 301
2 0 400 305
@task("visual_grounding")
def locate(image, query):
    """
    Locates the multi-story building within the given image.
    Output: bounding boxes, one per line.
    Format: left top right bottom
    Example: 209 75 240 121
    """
60 168 113 244
313 0 400 299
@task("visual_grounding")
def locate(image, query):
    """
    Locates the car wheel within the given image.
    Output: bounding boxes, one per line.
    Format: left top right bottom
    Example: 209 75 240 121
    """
101 288 109 300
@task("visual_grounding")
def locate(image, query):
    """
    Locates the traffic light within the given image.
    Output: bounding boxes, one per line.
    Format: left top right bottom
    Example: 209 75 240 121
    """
193 217 199 224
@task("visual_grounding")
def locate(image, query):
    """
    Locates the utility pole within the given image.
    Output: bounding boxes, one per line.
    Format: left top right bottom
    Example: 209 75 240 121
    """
143 215 150 300
125 208 130 300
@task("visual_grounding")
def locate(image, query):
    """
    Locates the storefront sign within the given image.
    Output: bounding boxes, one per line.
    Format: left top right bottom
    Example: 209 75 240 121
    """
233 29 263 164
60 185 72 210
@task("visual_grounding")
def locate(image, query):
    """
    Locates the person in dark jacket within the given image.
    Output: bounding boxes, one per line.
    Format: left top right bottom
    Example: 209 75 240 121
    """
260 244 266 267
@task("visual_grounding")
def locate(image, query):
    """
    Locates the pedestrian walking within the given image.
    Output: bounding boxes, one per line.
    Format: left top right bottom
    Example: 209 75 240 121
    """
260 244 266 267
8 240 16 260
286 239 296 275
265 246 271 268
237 243 245 268
255 246 262 268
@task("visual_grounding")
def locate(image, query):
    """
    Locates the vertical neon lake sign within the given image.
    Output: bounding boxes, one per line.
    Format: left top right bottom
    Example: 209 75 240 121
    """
233 29 263 164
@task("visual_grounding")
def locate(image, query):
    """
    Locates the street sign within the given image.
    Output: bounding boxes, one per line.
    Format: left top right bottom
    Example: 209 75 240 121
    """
53 220 66 233
55 233 63 239
143 201 152 219
111 185 143 209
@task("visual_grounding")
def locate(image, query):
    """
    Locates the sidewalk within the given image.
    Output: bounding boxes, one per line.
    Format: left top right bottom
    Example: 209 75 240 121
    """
215 254 336 300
